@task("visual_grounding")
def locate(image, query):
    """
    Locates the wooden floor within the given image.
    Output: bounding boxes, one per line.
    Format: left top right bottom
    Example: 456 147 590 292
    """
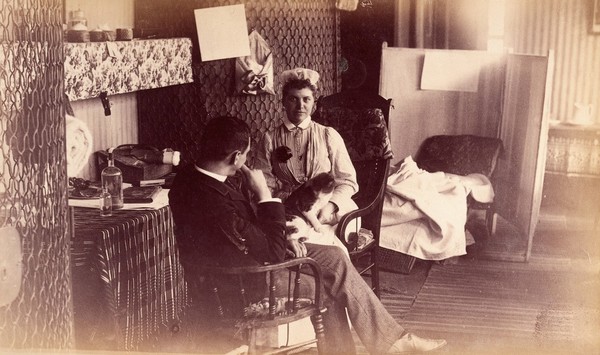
323 208 599 355
131 207 600 355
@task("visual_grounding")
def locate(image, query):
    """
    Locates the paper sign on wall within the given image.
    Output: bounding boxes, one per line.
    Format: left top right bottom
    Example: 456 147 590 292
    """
421 51 482 92
194 4 250 62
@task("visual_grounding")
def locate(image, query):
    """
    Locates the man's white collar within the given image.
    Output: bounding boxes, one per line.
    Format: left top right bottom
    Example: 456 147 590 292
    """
195 165 227 182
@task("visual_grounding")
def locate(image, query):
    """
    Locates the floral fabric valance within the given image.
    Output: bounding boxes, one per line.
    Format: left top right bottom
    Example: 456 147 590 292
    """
64 38 193 101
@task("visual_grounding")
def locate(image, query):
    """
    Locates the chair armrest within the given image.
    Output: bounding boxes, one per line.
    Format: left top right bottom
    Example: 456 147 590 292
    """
336 203 376 240
199 257 321 277
335 159 390 250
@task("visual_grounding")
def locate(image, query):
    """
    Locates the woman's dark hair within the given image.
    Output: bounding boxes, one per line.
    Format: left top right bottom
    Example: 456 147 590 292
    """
282 78 318 99
197 116 250 163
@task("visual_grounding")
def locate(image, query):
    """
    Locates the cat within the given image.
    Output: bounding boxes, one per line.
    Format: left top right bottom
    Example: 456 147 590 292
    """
284 172 336 235
285 215 311 243
284 173 351 258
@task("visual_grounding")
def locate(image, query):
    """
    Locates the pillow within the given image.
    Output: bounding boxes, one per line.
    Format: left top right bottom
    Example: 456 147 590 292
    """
416 135 503 176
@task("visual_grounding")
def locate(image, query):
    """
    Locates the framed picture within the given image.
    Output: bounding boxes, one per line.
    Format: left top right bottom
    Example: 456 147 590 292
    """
592 0 600 33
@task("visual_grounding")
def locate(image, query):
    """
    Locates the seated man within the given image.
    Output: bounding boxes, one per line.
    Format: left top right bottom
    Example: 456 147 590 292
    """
169 116 447 354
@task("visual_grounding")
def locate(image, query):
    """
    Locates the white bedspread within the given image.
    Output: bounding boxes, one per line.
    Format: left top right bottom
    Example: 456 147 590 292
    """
380 157 493 260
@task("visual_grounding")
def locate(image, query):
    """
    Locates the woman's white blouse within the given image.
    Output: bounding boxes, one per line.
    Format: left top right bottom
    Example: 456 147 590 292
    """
254 119 358 212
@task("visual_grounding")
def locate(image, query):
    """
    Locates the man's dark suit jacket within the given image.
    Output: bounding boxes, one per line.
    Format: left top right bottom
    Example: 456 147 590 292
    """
168 165 288 268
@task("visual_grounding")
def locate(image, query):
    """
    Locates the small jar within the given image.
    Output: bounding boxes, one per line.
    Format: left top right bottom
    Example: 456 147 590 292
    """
116 28 133 41
100 187 112 216
90 29 105 42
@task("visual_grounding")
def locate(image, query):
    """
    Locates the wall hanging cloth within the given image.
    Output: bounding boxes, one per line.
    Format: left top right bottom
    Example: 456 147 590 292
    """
64 38 193 101
66 114 93 177
235 30 275 95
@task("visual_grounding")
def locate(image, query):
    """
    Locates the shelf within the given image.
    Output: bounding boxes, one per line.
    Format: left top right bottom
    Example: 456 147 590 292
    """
550 123 600 130
64 38 193 101
545 170 600 179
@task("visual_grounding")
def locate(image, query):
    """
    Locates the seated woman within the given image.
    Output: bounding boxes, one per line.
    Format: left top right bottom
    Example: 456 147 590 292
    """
254 68 358 248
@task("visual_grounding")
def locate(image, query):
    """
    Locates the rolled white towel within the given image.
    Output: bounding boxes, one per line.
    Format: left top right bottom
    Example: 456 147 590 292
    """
65 114 93 176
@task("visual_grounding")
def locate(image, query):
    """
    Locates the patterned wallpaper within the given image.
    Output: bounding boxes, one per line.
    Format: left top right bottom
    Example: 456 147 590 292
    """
135 0 341 166
504 0 600 125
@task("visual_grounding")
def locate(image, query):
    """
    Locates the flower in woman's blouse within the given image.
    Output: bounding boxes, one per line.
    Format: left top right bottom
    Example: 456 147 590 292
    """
273 146 293 162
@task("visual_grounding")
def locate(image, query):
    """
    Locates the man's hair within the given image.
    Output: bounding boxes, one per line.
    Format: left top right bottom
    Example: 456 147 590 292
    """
282 78 318 99
198 116 250 163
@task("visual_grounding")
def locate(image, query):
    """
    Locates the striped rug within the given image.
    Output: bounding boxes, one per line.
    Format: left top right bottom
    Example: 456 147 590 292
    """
394 258 600 354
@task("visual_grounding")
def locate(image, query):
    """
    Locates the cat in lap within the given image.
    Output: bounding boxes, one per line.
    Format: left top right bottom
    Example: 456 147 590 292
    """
284 172 350 257
284 172 335 235
270 146 339 246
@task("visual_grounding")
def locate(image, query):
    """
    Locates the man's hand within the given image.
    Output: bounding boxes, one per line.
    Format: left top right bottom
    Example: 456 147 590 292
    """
318 202 338 225
287 239 307 258
240 165 272 201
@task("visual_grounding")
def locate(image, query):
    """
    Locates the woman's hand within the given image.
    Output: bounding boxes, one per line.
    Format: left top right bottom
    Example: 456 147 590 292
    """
318 202 339 225
240 164 272 201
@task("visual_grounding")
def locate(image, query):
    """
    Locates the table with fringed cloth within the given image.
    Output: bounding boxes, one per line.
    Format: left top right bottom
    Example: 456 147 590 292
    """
70 206 188 350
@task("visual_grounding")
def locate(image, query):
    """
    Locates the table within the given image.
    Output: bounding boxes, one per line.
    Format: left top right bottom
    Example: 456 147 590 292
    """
545 124 600 176
70 206 188 350
544 124 600 228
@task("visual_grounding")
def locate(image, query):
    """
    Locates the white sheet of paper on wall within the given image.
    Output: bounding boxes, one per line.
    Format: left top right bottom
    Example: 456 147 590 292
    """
194 4 251 62
421 50 482 92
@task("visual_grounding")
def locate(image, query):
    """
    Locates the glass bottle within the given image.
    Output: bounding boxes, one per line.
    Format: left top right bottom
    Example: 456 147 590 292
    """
101 149 124 209
69 9 87 29
100 187 112 216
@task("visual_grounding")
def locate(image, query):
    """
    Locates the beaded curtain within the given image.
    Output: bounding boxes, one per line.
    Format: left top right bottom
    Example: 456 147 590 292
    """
0 0 72 349
135 0 341 166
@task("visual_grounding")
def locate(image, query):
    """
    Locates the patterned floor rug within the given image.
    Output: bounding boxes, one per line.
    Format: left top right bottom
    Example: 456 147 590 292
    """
397 258 599 355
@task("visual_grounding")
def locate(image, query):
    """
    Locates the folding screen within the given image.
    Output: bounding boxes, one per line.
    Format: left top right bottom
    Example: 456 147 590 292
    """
379 45 506 165
495 53 554 261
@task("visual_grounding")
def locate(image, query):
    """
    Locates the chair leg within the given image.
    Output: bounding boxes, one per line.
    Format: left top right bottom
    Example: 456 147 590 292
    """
311 312 326 355
485 209 497 237
372 251 380 299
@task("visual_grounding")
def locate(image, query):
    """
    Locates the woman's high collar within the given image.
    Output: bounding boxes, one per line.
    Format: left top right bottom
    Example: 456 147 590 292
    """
282 116 312 131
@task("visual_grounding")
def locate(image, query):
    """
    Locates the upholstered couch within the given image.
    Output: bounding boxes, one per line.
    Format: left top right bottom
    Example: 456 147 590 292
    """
379 134 504 274
415 135 503 179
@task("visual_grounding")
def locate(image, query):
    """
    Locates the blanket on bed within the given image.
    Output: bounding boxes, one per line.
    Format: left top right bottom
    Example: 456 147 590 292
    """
380 156 493 260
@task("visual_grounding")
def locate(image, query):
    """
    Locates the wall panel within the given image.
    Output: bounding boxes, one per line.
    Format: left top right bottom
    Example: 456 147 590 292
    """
135 0 341 166
505 0 600 124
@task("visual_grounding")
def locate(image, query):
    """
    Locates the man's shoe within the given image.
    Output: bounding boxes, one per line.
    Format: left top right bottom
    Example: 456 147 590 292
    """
387 333 447 353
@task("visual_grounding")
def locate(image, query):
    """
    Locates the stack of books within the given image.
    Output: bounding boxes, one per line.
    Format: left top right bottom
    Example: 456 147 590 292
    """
123 186 162 203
